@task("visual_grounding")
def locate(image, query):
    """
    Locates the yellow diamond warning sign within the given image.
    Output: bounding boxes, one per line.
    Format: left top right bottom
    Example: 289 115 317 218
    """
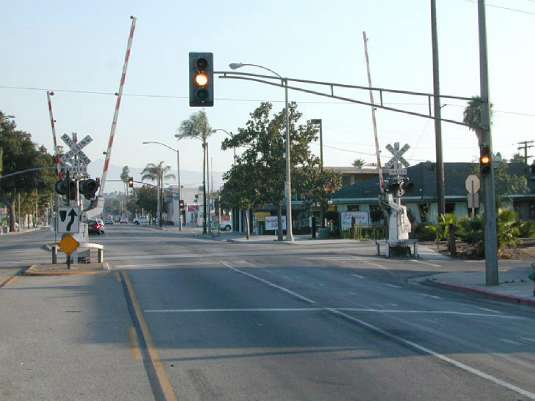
58 234 80 255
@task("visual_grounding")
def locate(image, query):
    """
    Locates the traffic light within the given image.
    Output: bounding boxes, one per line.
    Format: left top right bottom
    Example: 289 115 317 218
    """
179 199 185 209
54 175 76 200
79 178 100 200
189 52 213 107
128 177 134 188
480 145 492 175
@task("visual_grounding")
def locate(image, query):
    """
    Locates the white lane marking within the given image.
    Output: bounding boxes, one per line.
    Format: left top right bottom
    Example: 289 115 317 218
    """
410 259 442 268
145 307 322 313
351 273 365 279
143 307 524 320
384 284 402 289
521 337 535 343
500 339 522 346
419 293 441 300
364 260 388 269
114 261 213 268
222 262 535 399
476 307 501 314
221 261 316 304
326 308 535 401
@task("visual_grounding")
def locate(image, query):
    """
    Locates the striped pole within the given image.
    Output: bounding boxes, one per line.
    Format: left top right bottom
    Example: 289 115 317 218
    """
46 90 61 178
99 16 137 196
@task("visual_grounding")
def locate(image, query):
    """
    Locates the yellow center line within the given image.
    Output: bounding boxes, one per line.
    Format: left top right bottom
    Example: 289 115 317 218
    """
121 271 178 401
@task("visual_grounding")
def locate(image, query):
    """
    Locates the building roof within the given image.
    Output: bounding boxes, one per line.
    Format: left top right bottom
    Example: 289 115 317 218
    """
333 161 534 202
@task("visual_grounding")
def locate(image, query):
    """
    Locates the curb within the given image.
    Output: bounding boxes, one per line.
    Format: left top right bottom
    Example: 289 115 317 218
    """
23 262 111 276
0 266 31 288
425 279 535 308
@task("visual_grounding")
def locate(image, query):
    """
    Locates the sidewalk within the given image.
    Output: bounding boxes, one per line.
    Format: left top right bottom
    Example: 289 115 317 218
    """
0 270 153 401
417 265 535 307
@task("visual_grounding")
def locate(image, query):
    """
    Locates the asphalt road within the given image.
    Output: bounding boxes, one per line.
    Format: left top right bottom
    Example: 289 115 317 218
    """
2 225 535 401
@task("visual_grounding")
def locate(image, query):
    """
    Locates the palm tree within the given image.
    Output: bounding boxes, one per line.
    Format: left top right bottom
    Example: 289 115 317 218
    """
463 96 493 143
120 165 130 215
141 161 175 226
352 159 365 169
176 111 212 234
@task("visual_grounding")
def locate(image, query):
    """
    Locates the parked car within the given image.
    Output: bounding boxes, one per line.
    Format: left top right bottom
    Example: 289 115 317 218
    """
119 216 128 224
220 219 232 231
133 216 149 225
88 219 105 235
104 217 114 225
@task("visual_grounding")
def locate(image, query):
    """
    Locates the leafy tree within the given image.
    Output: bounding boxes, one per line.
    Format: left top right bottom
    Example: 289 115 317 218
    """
176 111 212 233
221 102 340 237
134 185 163 217
141 161 174 225
510 152 526 165
352 159 365 168
0 112 55 231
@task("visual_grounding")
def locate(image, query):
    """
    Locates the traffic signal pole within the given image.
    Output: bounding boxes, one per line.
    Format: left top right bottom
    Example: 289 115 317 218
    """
478 0 499 286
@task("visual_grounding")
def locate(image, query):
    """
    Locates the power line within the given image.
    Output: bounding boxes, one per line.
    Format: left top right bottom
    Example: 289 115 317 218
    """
465 0 535 16
2 83 535 117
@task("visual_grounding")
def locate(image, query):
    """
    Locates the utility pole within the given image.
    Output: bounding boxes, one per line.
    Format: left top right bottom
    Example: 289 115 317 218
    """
431 0 445 217
517 140 534 166
202 140 207 235
478 0 499 286
362 32 385 194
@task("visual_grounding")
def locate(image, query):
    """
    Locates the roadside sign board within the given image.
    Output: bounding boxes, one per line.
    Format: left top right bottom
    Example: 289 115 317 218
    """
341 211 370 230
265 216 286 231
58 207 80 234
465 174 480 194
58 234 80 255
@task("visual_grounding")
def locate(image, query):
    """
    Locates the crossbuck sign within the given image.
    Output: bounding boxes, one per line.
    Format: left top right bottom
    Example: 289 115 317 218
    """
60 133 92 175
383 142 410 175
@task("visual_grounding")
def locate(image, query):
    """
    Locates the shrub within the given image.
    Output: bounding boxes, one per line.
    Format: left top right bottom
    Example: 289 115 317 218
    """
437 213 457 241
414 223 437 241
497 208 520 252
457 216 484 244
519 220 535 238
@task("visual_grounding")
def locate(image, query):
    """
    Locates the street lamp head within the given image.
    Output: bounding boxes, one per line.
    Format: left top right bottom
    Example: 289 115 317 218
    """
229 63 244 70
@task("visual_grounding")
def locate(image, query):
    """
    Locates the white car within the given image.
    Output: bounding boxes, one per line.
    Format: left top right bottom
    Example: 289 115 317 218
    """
119 216 128 224
133 217 149 225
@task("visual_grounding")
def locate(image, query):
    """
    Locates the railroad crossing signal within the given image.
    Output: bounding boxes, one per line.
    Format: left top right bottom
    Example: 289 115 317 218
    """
384 142 410 175
189 52 214 107
60 133 92 175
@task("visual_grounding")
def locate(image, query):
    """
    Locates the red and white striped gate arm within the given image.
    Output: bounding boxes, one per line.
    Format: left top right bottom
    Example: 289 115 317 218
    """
99 16 137 196
46 90 61 178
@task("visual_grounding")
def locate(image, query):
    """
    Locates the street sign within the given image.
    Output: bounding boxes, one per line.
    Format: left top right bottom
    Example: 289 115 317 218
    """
58 207 80 233
58 234 80 255
467 192 480 209
382 168 407 176
465 174 480 194
60 133 92 175
384 142 410 175
265 216 286 231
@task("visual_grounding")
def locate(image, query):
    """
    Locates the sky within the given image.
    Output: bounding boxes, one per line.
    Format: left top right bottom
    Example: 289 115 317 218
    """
1 0 535 188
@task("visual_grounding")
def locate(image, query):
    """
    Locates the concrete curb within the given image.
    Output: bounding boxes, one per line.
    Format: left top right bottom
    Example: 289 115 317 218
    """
0 266 31 288
0 227 48 236
23 262 111 276
424 279 535 308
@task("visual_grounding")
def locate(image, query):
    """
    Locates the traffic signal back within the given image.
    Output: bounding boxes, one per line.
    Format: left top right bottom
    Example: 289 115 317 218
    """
189 52 214 107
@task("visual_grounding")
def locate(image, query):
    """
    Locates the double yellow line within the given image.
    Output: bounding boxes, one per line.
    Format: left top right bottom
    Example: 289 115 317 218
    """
120 271 178 401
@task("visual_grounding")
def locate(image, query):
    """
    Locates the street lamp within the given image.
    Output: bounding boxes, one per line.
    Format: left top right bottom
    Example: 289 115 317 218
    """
142 141 182 231
229 62 294 241
212 128 236 158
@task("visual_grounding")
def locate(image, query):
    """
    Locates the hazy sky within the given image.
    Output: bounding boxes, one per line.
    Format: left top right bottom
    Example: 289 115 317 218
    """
1 0 534 186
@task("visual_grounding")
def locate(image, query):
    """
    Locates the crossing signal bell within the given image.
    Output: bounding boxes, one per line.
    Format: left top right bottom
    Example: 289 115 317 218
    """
480 145 492 175
128 177 134 188
189 52 213 107
55 176 77 201
79 178 100 200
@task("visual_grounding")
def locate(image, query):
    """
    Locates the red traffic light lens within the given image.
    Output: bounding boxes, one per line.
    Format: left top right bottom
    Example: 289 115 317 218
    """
196 58 208 69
